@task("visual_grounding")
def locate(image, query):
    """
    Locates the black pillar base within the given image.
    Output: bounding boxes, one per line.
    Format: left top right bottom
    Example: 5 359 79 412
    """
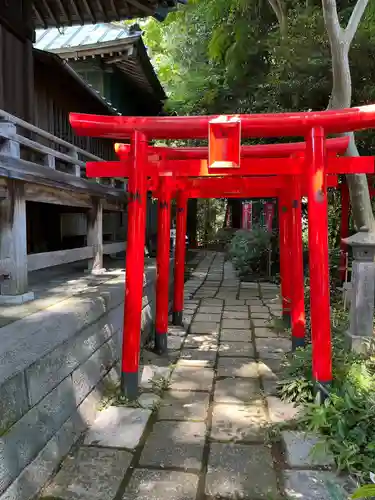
292 336 305 351
154 331 168 355
282 311 291 329
121 372 139 401
314 381 331 404
172 311 183 326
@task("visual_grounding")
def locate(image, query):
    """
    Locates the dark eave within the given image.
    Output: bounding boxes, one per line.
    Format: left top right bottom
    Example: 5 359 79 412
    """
32 1 183 29
33 48 120 115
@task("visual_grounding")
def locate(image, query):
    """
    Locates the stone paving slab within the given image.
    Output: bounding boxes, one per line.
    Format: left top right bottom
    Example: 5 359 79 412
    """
139 421 206 470
258 359 283 379
217 358 259 378
43 447 132 500
194 313 221 323
222 310 249 319
140 364 172 390
224 299 246 305
201 298 223 305
223 306 249 314
178 349 217 367
251 311 271 319
197 306 223 313
219 341 254 358
141 350 179 367
206 443 279 499
266 396 301 424
250 305 269 312
84 406 151 450
255 327 285 338
169 365 215 392
190 322 220 335
210 402 269 442
167 335 184 350
158 390 210 421
222 318 251 329
122 469 199 500
256 338 292 353
283 470 347 500
282 431 335 467
220 329 252 342
214 378 262 404
252 318 271 328
246 299 263 305
183 334 218 349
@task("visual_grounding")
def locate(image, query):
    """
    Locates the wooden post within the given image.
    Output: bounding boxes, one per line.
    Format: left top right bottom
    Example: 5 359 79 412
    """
306 127 332 399
87 197 104 273
0 179 33 303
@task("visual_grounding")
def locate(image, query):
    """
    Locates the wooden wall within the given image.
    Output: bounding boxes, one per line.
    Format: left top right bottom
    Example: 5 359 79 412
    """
33 53 115 161
0 20 34 122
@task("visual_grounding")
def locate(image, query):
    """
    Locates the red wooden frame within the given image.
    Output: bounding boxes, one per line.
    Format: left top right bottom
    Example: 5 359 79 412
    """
70 108 375 401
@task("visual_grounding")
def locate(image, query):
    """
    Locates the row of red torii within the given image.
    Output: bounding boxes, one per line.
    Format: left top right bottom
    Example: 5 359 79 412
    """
70 108 375 400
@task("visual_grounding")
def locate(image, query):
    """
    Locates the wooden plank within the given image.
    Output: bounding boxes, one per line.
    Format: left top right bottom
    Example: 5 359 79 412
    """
0 131 87 168
103 198 125 211
28 246 93 272
103 241 126 255
24 183 92 208
87 198 103 272
0 109 102 161
0 154 127 201
0 179 28 294
0 257 11 274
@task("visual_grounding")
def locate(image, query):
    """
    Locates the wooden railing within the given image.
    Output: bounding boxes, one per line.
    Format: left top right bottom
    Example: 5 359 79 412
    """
27 242 126 273
0 109 125 190
0 110 128 302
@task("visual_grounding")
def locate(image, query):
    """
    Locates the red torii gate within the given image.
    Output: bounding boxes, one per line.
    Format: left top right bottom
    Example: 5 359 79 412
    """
70 106 375 400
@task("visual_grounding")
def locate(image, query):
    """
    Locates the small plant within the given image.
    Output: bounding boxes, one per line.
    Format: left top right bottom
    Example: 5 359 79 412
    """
228 226 272 277
351 473 375 498
152 375 171 393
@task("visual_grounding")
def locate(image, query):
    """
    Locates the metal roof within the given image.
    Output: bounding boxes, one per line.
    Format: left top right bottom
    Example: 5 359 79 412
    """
32 0 186 29
34 23 131 51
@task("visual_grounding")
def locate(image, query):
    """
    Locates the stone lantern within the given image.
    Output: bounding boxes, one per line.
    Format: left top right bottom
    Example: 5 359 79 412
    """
342 226 375 353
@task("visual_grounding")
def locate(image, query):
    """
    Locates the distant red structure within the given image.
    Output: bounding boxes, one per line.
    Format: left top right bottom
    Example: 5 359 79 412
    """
70 106 375 400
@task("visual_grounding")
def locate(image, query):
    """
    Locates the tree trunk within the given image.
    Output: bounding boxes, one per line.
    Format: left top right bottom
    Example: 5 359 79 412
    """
322 0 374 231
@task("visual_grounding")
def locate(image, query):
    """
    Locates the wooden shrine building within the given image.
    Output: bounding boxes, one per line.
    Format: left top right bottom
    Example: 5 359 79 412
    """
0 0 171 303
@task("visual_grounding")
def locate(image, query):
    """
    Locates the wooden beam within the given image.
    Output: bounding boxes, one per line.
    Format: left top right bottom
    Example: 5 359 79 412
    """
103 241 126 254
81 0 97 23
69 0 84 23
109 0 122 18
95 0 109 21
0 155 127 203
55 0 72 24
24 183 92 207
32 4 46 28
40 0 59 26
28 246 93 272
127 0 154 14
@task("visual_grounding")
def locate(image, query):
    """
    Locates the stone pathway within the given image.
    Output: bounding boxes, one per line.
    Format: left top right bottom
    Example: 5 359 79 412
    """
40 252 347 500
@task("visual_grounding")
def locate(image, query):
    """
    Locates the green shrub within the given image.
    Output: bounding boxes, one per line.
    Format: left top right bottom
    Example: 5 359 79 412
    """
228 226 272 276
278 300 375 480
215 227 237 247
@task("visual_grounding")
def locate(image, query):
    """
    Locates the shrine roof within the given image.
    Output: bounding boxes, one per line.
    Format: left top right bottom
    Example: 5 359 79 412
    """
34 23 166 106
32 1 186 29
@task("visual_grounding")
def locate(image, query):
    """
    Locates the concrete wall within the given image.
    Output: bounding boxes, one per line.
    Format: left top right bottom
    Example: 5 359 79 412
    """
0 261 174 500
